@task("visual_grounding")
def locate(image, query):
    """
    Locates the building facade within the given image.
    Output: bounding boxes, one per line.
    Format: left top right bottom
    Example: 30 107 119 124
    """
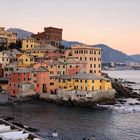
59 73 112 91
71 45 102 75
0 27 17 45
22 38 40 51
32 27 63 48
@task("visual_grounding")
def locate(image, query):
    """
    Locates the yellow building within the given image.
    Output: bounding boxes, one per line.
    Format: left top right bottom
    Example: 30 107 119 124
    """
71 44 102 76
25 44 58 58
22 38 40 51
18 54 34 67
0 27 17 45
59 73 112 91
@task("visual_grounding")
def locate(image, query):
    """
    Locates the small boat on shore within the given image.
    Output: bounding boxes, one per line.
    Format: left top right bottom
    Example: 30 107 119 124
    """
0 118 43 140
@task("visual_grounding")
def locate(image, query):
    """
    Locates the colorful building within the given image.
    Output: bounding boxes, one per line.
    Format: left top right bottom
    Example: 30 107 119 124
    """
25 44 59 58
33 66 50 94
32 27 63 47
18 54 34 67
8 68 32 96
0 27 17 45
8 66 51 96
58 73 112 91
22 38 40 51
71 44 102 76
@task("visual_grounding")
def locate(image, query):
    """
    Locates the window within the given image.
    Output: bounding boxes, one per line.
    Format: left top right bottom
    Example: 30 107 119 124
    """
92 80 94 83
63 65 65 68
94 51 96 55
92 86 94 91
50 82 54 85
76 65 78 68
90 57 93 61
80 80 82 83
80 57 82 61
26 45 28 48
94 70 96 73
84 50 88 54
99 64 100 68
90 70 93 73
94 64 96 68
90 50 93 54
85 80 87 83
58 65 60 68
85 57 87 61
69 65 72 68
26 59 28 61
94 57 96 61
90 64 92 68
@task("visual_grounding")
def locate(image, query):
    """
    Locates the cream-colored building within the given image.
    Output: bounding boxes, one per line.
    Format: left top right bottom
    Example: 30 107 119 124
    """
0 27 17 45
22 38 40 51
71 44 102 75
0 52 10 66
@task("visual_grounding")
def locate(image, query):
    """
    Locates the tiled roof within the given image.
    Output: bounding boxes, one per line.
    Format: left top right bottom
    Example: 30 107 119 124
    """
14 68 33 73
33 66 49 72
71 44 101 50
26 44 58 52
59 73 110 80
73 73 109 80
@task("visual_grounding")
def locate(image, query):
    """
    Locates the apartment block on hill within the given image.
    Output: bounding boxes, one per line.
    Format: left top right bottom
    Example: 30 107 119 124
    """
0 27 17 45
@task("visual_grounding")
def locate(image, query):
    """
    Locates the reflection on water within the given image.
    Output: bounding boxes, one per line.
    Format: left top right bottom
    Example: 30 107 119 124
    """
0 101 140 140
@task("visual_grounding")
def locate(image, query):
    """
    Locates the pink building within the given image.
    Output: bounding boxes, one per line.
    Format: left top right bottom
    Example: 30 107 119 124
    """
8 66 51 96
33 66 50 94
8 69 31 96
33 62 58 93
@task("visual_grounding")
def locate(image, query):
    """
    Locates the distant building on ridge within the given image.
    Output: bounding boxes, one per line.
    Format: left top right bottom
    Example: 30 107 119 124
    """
32 27 63 48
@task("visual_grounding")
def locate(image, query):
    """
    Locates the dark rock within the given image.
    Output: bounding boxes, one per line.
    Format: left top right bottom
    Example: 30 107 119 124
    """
135 103 140 105
129 103 134 106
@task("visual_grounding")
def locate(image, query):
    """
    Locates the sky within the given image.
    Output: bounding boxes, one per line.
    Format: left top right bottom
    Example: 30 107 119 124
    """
0 0 140 55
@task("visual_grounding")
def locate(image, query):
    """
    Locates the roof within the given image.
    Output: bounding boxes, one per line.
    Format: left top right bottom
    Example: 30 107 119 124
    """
19 82 34 86
5 62 18 68
1 49 22 59
58 75 72 80
1 51 14 59
71 44 101 50
26 43 58 52
59 73 110 80
33 66 49 72
14 68 33 73
73 73 108 80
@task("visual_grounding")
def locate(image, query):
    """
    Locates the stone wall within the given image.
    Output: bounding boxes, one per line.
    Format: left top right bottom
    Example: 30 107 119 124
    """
40 89 116 106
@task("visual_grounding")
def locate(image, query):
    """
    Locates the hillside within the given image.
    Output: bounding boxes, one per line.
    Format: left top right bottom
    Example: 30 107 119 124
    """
130 54 140 62
92 44 133 63
62 41 134 63
7 28 34 39
6 28 134 63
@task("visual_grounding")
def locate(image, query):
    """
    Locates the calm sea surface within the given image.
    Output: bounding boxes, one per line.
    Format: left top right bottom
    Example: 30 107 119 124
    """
104 70 140 83
0 70 140 140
